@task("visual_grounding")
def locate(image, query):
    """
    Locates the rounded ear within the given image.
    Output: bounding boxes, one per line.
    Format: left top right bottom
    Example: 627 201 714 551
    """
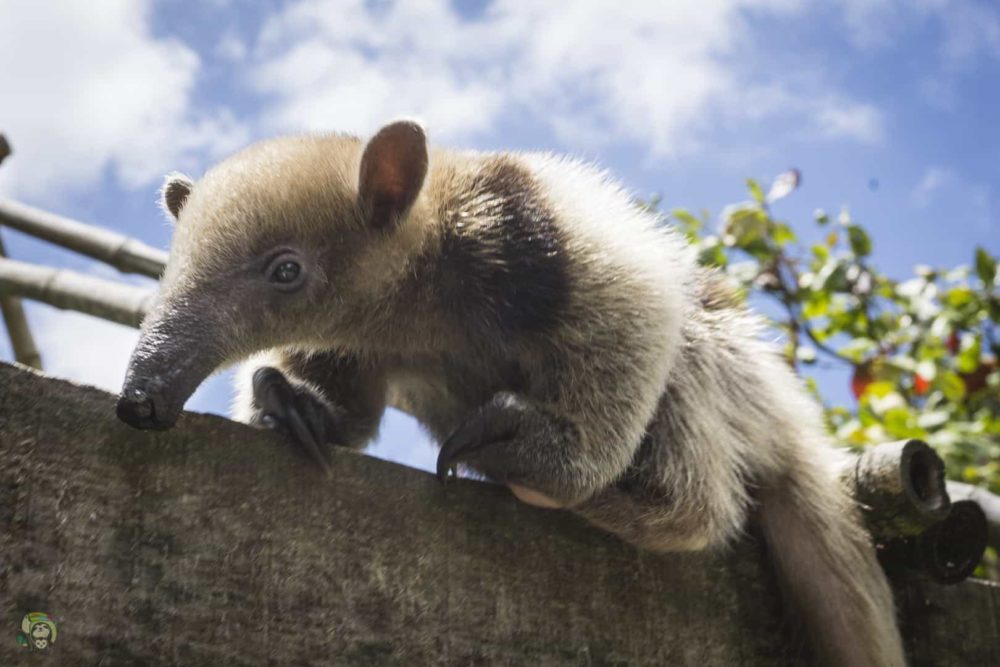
160 172 194 221
358 120 428 230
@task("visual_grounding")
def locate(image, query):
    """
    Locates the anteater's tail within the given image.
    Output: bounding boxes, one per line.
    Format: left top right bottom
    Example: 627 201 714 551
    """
756 458 906 666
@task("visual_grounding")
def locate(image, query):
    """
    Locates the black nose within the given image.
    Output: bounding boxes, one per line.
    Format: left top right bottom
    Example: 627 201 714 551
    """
117 387 173 430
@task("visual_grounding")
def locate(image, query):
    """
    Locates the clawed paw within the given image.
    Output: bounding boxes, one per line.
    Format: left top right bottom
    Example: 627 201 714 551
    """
252 366 335 478
436 405 520 485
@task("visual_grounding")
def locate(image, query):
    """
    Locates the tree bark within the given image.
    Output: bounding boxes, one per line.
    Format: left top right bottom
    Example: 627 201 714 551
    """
1 362 998 666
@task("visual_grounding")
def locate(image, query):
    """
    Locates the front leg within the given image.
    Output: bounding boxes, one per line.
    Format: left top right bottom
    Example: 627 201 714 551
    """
438 392 605 509
236 349 387 475
251 367 340 476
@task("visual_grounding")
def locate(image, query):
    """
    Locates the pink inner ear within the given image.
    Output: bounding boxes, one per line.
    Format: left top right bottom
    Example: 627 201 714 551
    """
359 122 428 228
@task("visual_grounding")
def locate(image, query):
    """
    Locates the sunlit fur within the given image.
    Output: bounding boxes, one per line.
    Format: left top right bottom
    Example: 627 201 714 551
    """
157 127 904 667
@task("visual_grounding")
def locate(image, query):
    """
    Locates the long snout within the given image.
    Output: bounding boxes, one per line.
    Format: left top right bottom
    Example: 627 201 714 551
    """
117 303 225 431
117 379 180 430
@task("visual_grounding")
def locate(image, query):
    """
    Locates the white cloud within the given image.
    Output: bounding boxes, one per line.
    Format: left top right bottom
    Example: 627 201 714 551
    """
833 0 1000 109
911 167 954 208
20 303 139 394
814 103 884 143
0 0 248 200
926 0 1000 65
252 0 505 141
216 31 248 62
835 0 907 50
909 166 994 234
249 0 881 155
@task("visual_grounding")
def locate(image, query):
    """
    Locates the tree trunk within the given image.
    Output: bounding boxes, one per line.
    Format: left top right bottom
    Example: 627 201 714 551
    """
1 362 998 666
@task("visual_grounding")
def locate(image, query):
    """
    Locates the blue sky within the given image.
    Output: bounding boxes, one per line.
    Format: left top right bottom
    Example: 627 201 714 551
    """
1 0 998 472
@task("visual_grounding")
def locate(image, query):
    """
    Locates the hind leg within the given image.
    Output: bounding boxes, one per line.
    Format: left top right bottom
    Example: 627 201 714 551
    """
573 483 744 552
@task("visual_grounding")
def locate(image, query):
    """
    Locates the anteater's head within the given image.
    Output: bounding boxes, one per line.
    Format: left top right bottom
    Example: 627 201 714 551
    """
117 121 428 430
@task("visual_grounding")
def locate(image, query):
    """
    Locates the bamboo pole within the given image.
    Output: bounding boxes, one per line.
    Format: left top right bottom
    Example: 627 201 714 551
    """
0 198 167 279
0 235 42 369
0 256 155 328
841 439 952 537
948 481 1000 551
0 134 43 369
878 500 988 585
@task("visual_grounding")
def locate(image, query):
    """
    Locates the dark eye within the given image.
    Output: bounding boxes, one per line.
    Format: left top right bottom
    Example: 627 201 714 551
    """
264 253 306 291
271 260 300 284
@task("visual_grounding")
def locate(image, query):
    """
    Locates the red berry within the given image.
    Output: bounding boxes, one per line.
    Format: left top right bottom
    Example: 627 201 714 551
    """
946 332 960 354
851 367 872 400
961 359 997 394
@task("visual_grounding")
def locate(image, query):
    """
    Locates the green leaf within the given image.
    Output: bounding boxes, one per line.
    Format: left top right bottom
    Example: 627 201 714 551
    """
697 239 728 268
723 205 771 248
802 291 830 319
956 335 982 374
838 338 876 362
865 381 897 399
883 406 924 439
945 286 975 309
671 209 702 237
847 225 872 257
747 178 765 205
975 246 997 286
938 371 967 402
772 222 796 247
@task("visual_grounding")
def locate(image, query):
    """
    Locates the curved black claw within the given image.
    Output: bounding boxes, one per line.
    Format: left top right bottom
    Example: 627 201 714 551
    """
437 421 483 485
436 408 518 486
253 367 334 478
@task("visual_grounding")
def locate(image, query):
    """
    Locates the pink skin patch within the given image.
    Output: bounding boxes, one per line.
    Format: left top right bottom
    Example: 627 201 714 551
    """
508 483 564 509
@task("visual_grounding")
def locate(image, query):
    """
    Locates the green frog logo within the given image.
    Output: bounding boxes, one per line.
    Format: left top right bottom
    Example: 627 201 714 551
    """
15 612 57 651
